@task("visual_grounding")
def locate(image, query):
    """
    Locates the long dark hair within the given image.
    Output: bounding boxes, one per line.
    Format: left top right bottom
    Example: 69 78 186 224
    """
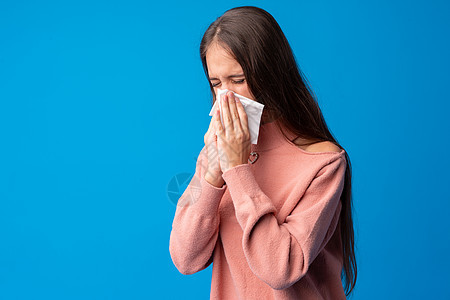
199 6 357 297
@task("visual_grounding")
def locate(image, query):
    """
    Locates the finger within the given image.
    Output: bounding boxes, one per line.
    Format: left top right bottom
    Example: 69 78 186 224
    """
205 104 218 140
235 96 249 134
221 92 232 134
227 92 242 133
213 106 224 137
210 104 220 129
205 109 219 152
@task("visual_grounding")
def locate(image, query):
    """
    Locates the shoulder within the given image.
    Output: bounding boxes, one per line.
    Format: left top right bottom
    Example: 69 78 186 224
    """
297 140 342 154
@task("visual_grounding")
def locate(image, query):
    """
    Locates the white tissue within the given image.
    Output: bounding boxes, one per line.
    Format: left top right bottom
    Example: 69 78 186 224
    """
208 88 265 145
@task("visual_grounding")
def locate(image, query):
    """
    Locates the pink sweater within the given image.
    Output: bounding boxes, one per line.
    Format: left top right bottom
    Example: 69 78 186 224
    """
169 120 347 299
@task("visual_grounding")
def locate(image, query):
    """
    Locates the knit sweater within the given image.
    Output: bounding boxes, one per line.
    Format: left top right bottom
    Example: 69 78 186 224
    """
169 120 348 300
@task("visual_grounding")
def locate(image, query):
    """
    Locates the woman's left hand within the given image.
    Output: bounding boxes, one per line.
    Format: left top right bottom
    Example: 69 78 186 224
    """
213 91 252 173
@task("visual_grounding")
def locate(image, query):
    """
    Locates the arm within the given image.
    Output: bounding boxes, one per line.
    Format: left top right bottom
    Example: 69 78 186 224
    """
169 146 227 275
221 156 346 290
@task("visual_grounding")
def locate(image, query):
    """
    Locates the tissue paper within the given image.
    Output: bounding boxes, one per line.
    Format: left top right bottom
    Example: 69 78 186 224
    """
208 88 265 145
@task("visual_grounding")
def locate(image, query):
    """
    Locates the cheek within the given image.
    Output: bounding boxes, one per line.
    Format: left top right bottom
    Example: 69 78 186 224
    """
240 85 255 100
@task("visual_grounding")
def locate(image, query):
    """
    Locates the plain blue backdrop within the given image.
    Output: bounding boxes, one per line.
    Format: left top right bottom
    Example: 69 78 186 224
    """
1 0 449 299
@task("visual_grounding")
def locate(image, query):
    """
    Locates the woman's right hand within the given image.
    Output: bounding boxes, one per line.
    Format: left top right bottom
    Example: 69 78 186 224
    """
203 104 225 188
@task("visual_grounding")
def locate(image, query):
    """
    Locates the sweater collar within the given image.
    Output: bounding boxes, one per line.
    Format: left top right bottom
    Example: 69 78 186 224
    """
250 119 298 152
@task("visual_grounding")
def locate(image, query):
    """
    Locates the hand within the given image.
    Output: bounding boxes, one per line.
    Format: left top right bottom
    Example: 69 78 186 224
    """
203 103 225 187
213 91 251 173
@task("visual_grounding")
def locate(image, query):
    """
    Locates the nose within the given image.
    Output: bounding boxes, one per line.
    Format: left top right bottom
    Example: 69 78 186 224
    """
220 82 234 92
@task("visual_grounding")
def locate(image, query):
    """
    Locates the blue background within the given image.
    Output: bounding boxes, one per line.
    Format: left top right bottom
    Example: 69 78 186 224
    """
1 0 449 299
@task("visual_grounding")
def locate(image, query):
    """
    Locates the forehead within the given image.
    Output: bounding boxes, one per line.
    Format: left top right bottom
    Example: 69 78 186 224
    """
206 42 243 77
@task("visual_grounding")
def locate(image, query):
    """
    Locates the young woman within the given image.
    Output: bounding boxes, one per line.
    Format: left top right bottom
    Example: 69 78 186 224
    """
169 6 357 299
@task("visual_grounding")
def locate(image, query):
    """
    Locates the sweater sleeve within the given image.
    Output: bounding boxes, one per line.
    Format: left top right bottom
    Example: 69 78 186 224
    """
221 155 346 290
169 146 227 275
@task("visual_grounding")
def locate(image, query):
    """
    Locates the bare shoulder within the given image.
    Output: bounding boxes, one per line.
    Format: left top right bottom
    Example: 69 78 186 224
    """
306 141 341 153
296 140 342 153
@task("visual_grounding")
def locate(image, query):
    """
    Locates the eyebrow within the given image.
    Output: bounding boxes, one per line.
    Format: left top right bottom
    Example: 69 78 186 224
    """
209 74 245 80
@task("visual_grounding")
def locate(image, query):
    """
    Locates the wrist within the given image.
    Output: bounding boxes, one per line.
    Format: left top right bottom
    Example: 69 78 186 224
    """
204 173 225 188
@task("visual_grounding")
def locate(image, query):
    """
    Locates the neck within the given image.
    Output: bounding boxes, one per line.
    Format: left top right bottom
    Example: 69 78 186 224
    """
261 111 276 125
252 119 297 152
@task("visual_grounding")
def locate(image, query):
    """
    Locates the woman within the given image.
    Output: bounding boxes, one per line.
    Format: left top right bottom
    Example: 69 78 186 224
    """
169 6 357 299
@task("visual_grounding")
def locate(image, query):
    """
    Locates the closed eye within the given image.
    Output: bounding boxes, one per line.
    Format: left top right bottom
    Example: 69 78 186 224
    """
211 79 245 87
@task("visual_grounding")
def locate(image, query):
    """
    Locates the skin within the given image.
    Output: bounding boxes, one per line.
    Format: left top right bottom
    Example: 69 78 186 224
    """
207 42 276 125
202 41 254 187
202 41 340 187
